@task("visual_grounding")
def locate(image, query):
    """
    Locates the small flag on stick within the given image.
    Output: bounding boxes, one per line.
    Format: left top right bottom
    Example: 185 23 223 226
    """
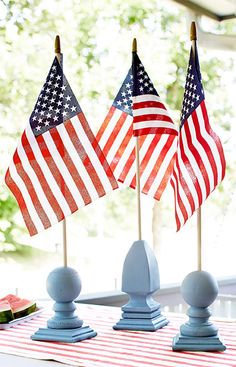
5 57 118 236
97 48 178 200
170 42 226 231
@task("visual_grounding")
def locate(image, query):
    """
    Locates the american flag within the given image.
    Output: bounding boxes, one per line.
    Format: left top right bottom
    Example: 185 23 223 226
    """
97 52 178 200
5 57 118 236
170 45 226 231
132 52 178 137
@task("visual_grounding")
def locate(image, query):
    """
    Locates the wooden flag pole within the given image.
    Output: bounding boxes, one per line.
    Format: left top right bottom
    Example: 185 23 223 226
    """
190 22 202 271
55 35 68 267
132 38 142 241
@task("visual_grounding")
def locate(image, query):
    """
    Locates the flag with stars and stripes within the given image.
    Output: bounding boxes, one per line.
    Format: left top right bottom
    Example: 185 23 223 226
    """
96 52 178 201
132 52 178 137
170 45 226 231
5 57 118 236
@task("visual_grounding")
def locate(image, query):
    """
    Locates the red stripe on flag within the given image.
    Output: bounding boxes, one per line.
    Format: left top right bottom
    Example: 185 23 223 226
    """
13 150 51 230
149 136 177 200
109 122 133 172
175 150 195 220
171 169 188 231
97 107 128 157
184 117 211 196
103 111 129 156
21 131 65 222
118 135 146 184
96 106 116 142
118 147 136 184
200 102 226 181
36 134 78 213
68 116 107 198
92 110 129 182
4 168 38 235
133 114 173 124
155 156 176 200
129 135 162 189
77 112 107 169
191 109 217 188
49 124 92 205
179 131 202 209
133 126 178 137
133 100 167 110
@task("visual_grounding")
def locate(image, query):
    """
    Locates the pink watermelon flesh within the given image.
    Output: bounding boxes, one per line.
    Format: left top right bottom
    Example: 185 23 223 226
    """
0 295 37 322
0 294 21 303
11 299 36 319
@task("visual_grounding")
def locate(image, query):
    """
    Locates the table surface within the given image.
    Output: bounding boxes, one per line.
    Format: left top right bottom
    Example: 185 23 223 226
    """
0 354 72 367
0 303 236 367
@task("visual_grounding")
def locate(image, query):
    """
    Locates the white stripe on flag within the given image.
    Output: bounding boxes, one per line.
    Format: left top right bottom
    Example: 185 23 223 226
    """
133 94 162 103
133 121 176 130
171 172 186 227
106 112 132 164
139 135 160 187
147 136 177 197
133 107 171 117
57 122 99 201
196 106 223 184
174 162 193 219
98 108 123 150
25 124 71 217
17 140 58 225
8 163 44 233
181 124 206 204
122 135 152 187
113 125 134 178
43 129 85 208
71 115 113 194
187 114 215 193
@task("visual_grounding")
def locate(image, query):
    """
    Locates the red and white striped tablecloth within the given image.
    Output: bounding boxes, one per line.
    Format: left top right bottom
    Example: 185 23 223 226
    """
0 304 236 367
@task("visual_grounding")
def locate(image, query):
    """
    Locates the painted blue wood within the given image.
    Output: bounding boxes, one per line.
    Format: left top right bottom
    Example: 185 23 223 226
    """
31 267 97 342
31 325 97 343
173 334 226 351
114 240 168 331
172 270 226 351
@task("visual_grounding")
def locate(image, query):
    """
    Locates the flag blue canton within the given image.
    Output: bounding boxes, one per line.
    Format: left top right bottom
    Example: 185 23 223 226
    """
112 54 159 117
180 46 205 126
30 57 81 137
132 52 158 98
112 68 133 116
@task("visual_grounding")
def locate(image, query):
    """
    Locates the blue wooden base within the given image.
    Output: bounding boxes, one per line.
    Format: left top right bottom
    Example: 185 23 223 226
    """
122 296 160 313
32 267 98 343
31 325 97 343
172 333 226 351
122 308 161 319
113 314 168 331
114 305 168 331
172 271 227 352
114 240 168 332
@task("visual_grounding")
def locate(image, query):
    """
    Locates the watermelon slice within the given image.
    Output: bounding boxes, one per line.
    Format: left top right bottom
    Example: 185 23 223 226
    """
0 294 21 303
0 301 14 323
11 299 36 319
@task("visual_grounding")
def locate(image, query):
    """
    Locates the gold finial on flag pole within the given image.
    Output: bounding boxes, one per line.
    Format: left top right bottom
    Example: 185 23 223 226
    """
55 35 61 54
55 35 63 67
132 38 137 52
54 35 67 267
190 21 197 41
132 38 142 241
190 23 202 271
